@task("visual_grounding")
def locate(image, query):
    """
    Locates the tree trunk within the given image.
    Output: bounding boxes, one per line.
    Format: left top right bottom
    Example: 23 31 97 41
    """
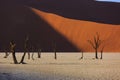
100 51 103 59
28 52 30 59
38 53 41 58
12 51 18 64
19 52 26 64
38 49 41 58
95 49 98 59
81 51 84 59
54 49 57 60
32 53 34 60
53 42 57 60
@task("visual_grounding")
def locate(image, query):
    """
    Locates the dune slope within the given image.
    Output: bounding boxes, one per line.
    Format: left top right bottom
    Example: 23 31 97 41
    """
31 8 120 52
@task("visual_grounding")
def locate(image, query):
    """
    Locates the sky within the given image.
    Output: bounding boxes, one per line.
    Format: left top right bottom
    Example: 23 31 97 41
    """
96 0 120 2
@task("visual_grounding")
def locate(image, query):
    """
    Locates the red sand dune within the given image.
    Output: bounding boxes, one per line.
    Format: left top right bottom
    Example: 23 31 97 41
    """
31 8 120 52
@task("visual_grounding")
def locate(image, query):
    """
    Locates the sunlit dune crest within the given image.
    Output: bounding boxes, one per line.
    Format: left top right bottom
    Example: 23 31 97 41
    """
31 7 120 52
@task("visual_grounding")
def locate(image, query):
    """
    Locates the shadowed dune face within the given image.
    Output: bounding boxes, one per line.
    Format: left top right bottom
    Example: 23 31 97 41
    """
0 0 79 52
31 8 120 52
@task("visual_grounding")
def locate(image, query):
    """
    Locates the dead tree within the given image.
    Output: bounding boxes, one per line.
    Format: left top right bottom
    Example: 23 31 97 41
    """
31 53 34 60
26 36 30 60
28 52 30 59
3 47 11 58
80 51 84 59
19 36 30 64
10 41 18 64
4 49 9 58
53 41 57 60
38 48 41 58
88 32 102 59
100 46 104 59
31 46 35 60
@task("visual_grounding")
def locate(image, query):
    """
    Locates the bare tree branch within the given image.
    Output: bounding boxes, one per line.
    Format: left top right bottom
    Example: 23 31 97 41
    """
87 40 95 49
87 32 103 59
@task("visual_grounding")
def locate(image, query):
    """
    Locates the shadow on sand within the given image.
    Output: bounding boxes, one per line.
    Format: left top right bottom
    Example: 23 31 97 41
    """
0 0 79 52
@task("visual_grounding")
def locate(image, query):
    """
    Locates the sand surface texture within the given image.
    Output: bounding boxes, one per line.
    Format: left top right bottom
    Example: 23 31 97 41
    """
0 53 120 80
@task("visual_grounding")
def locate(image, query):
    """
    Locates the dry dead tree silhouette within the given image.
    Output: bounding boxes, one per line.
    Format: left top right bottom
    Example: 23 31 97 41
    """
10 41 18 64
3 48 11 58
88 32 103 59
100 46 105 59
80 51 84 59
31 46 35 60
53 41 57 60
19 36 30 64
38 48 41 58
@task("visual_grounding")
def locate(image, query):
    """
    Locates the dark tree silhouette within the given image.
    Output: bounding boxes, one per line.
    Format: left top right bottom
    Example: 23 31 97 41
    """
3 47 11 58
19 36 30 64
31 46 35 60
53 41 57 60
10 41 18 64
25 36 30 60
80 51 84 59
38 48 41 58
26 36 30 60
4 49 9 58
28 52 30 59
88 32 103 59
100 46 104 59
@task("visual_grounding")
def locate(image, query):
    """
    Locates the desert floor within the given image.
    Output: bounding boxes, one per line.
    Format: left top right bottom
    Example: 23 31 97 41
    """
0 52 120 80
